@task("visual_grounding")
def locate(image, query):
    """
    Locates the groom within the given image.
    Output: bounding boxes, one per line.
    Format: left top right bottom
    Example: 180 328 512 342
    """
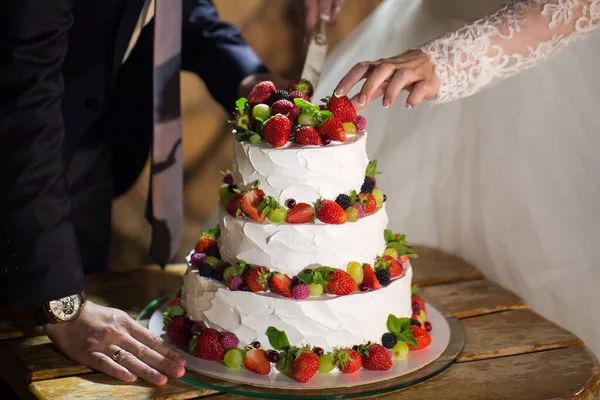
0 0 291 386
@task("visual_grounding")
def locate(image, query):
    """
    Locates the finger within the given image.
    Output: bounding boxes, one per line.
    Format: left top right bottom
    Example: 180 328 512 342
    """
350 85 386 110
330 0 344 24
303 0 319 36
383 69 414 108
127 319 186 366
109 345 167 386
319 0 334 21
120 335 185 379
406 80 429 108
335 62 373 97
358 63 395 106
89 351 137 382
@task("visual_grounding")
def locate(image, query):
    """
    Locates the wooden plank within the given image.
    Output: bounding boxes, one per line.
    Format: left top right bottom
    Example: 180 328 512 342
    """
28 373 214 400
411 246 483 286
458 309 583 362
373 346 600 400
422 279 527 319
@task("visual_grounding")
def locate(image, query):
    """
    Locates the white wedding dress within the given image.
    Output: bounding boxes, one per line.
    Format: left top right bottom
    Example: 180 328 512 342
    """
315 0 600 357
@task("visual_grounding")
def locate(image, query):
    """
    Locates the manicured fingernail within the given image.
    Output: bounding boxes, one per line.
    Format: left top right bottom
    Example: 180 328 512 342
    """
406 103 412 109
383 99 390 108
358 94 367 106
334 89 344 97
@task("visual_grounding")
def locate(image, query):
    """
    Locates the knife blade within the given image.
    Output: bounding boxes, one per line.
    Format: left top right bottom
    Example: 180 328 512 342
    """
301 16 328 90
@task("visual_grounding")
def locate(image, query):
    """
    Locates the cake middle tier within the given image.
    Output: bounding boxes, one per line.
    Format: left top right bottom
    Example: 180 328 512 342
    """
218 205 389 275
231 131 369 204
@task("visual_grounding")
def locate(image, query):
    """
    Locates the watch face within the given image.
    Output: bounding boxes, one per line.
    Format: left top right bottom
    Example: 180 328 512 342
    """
49 295 82 321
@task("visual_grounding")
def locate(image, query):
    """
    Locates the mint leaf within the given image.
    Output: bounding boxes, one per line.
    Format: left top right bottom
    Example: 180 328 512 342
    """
399 317 410 331
235 97 248 113
396 329 418 347
208 225 220 239
411 284 420 295
366 160 381 178
384 229 395 243
297 269 314 284
387 314 402 334
266 327 291 350
168 305 185 317
293 98 318 110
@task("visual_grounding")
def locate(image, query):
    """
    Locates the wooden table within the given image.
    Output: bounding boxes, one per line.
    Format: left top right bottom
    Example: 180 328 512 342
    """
1 246 599 399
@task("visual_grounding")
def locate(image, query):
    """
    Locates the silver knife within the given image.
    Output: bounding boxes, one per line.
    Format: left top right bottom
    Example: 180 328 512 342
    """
301 15 328 90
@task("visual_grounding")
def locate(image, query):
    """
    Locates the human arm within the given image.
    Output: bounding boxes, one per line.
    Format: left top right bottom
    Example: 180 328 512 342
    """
181 0 287 109
334 0 600 108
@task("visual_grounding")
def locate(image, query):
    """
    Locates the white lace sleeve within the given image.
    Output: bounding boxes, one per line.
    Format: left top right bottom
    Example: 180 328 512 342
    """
421 0 600 103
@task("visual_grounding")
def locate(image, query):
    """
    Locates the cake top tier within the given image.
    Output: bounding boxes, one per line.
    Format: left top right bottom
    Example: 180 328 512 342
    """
232 131 369 205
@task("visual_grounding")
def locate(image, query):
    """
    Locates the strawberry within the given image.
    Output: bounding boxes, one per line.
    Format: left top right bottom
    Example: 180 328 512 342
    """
408 326 432 350
360 343 392 371
324 269 356 295
295 126 321 146
380 255 403 279
288 90 310 102
269 273 294 298
167 316 192 346
287 79 314 98
194 234 218 254
362 264 381 290
333 348 362 373
292 349 320 383
244 348 271 375
167 297 181 307
195 328 225 360
400 254 409 264
316 200 347 224
271 100 301 121
248 81 276 105
285 203 314 224
244 266 270 292
317 117 346 142
327 95 357 123
412 294 426 313
358 192 377 214
241 189 266 223
263 115 292 148
226 194 242 217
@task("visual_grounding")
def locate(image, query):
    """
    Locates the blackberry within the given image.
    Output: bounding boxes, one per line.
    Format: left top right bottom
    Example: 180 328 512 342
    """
198 263 214 277
228 184 238 193
410 319 422 328
335 194 352 210
361 177 376 193
270 90 289 103
375 268 391 286
381 332 398 349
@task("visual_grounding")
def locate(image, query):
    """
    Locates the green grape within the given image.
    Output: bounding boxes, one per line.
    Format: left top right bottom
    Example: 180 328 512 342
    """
298 113 316 127
342 122 357 134
223 348 244 368
267 207 287 223
249 134 262 143
383 247 399 259
318 354 335 373
345 207 359 222
309 283 323 296
419 310 427 322
372 188 384 207
391 342 409 360
347 261 364 284
223 266 239 282
252 104 271 120
204 256 221 267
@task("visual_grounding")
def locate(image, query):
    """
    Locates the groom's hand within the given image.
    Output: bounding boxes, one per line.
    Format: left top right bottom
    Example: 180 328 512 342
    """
302 0 344 37
44 301 186 385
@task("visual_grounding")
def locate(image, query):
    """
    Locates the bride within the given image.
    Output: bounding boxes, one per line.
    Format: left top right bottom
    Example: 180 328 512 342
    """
315 0 600 356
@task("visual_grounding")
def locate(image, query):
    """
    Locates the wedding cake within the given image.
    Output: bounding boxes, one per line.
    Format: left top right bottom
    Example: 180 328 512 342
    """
163 80 432 383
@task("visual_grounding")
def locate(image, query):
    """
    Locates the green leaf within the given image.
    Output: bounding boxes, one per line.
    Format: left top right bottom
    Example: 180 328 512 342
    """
399 317 410 331
249 134 262 144
386 314 402 334
207 225 220 239
293 98 318 110
168 305 185 317
297 269 314 284
235 97 248 113
396 329 418 347
366 160 381 178
384 229 395 243
411 284 420 295
266 327 291 351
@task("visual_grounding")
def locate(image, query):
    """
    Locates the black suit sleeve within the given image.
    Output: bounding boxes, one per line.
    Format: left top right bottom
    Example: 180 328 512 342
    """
0 1 84 307
181 0 270 110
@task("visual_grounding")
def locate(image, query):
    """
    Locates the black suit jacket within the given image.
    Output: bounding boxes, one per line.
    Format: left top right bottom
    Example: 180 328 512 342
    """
0 0 267 308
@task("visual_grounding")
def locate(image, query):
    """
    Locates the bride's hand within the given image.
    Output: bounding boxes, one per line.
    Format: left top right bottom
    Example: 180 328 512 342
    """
44 301 186 385
334 50 441 110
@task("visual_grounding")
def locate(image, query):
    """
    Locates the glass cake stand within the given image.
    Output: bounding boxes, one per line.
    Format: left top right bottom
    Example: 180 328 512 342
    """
137 294 465 399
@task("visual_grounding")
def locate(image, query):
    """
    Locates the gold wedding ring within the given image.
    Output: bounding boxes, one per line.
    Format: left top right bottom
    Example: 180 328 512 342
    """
112 348 124 361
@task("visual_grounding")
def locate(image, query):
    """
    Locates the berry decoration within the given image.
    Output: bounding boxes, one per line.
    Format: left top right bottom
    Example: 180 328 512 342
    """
316 199 347 224
293 283 311 300
335 194 352 209
220 332 240 349
227 276 243 291
361 177 376 193
270 89 289 103
248 81 276 105
375 268 391 286
355 115 367 131
263 115 292 148
381 332 398 349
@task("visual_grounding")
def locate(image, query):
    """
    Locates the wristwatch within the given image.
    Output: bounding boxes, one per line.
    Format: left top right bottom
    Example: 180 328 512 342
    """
34 291 87 325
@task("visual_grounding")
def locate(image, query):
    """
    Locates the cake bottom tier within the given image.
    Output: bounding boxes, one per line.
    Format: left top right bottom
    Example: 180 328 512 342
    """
182 264 413 352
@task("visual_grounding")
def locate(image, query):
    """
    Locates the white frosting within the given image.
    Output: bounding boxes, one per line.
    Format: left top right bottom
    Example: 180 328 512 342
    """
231 132 369 204
182 263 413 352
218 205 389 275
